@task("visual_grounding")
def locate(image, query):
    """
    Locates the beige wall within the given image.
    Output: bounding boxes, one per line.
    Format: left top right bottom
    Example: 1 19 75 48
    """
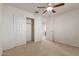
47 8 79 47
54 8 79 47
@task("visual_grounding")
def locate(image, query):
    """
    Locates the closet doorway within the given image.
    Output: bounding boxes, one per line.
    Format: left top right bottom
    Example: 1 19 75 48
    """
26 17 34 43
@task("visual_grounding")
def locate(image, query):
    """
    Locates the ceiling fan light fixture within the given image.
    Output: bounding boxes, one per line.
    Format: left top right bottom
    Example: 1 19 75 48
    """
46 7 53 11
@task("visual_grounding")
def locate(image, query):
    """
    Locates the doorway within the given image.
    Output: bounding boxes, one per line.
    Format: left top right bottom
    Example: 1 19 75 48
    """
26 17 34 43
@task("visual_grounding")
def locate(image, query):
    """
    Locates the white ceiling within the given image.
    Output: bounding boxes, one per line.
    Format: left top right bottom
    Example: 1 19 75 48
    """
5 3 79 17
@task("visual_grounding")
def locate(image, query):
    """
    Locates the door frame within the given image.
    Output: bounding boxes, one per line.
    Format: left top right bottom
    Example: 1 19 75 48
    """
26 17 35 42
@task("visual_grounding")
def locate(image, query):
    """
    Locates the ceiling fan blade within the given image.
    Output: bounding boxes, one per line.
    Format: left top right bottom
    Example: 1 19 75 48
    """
37 7 46 8
53 3 64 7
43 10 47 14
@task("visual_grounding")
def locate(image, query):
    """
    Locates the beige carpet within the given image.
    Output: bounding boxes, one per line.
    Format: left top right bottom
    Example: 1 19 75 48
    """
3 40 79 56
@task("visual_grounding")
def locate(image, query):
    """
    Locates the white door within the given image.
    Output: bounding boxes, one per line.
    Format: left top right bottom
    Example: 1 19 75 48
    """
42 23 47 39
26 20 32 42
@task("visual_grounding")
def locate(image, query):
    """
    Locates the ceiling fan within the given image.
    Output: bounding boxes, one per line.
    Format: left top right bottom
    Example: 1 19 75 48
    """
37 3 64 14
